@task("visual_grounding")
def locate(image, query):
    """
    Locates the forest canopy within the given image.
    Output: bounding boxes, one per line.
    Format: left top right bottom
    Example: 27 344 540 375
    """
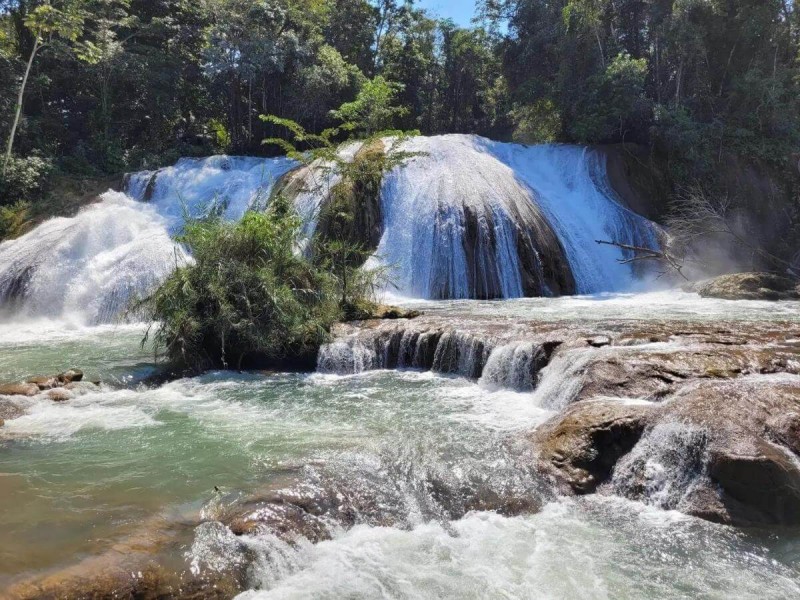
0 0 798 202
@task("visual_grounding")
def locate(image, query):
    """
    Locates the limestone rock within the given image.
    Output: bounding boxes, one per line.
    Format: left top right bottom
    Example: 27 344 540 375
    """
27 376 58 390
530 399 653 494
532 377 800 526
684 272 800 301
58 369 84 384
0 382 40 397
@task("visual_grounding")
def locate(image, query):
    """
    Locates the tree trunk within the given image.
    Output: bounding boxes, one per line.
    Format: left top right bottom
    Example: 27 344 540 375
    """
3 34 41 176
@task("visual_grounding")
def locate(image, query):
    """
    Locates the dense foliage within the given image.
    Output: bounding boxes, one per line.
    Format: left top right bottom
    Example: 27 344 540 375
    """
1 0 798 183
143 195 343 371
1 0 799 268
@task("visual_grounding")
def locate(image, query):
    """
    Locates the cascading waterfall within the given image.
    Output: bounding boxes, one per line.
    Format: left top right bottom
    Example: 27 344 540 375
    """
0 157 296 324
126 155 296 225
0 193 188 325
369 135 661 298
368 135 575 299
318 325 557 393
0 135 663 323
486 139 661 294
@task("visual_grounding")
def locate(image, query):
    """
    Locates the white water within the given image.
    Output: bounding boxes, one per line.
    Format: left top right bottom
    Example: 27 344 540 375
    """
0 135 668 322
0 193 188 324
126 155 296 224
0 157 295 324
487 138 661 293
372 135 660 299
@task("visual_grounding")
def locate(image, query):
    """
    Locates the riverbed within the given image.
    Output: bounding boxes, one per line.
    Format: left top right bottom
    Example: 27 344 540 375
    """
2 293 800 598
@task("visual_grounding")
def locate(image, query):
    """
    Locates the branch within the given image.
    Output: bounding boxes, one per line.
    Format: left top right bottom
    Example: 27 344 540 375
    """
596 239 690 281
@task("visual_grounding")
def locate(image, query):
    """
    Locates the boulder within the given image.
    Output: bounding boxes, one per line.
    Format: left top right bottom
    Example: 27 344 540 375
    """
58 369 84 384
684 272 800 301
27 376 58 390
531 377 800 526
530 399 653 494
47 388 73 402
0 382 40 397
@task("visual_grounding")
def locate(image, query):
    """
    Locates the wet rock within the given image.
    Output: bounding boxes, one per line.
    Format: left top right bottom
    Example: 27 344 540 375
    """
26 376 58 390
533 377 800 526
684 272 800 301
58 368 84 384
0 382 40 397
530 399 653 493
587 336 612 348
645 378 800 525
46 388 72 402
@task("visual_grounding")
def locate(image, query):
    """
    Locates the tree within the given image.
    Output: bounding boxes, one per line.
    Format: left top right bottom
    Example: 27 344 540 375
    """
329 75 408 135
3 0 86 175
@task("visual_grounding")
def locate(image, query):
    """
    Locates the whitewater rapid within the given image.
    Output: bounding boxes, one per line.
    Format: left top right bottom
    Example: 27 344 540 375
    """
0 135 662 324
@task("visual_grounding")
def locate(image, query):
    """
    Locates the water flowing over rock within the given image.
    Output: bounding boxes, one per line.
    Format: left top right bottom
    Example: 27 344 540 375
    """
0 157 295 324
0 136 664 323
0 193 189 324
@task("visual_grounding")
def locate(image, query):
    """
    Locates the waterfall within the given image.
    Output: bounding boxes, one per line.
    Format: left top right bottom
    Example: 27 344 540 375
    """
0 136 663 324
370 135 660 298
126 155 296 225
0 156 295 324
318 324 560 394
0 193 188 324
368 135 575 299
486 139 661 294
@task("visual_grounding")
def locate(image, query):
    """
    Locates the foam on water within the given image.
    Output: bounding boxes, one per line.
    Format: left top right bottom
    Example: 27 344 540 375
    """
232 496 800 599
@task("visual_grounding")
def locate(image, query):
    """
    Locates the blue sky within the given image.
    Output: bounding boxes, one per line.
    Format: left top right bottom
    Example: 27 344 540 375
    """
416 0 477 26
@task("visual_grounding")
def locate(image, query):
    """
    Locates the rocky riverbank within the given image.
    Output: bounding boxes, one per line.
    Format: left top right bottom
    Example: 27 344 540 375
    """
319 303 800 526
3 293 800 598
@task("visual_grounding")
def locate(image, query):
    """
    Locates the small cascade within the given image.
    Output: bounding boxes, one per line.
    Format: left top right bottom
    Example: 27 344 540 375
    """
318 324 560 393
607 422 711 511
479 342 548 392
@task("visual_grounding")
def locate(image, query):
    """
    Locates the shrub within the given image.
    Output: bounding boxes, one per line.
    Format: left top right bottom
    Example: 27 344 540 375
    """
143 195 343 371
0 155 53 206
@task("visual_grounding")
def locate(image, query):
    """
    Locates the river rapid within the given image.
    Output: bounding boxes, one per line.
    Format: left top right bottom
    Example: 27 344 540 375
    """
2 293 800 598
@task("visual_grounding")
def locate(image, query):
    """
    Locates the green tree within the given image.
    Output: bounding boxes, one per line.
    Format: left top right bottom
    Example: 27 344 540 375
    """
329 75 408 135
3 0 86 174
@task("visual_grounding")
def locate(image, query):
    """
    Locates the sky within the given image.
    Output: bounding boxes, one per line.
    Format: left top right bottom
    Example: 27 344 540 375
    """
416 0 477 27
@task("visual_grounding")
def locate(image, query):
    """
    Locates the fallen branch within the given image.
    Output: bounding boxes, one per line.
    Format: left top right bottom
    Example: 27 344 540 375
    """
595 239 690 281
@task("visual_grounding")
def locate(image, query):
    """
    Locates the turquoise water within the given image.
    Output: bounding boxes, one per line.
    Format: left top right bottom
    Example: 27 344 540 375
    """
2 299 800 597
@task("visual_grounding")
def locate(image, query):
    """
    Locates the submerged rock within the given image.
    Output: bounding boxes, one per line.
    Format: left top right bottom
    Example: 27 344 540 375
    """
684 272 800 301
46 388 72 402
0 382 40 397
1 369 86 399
